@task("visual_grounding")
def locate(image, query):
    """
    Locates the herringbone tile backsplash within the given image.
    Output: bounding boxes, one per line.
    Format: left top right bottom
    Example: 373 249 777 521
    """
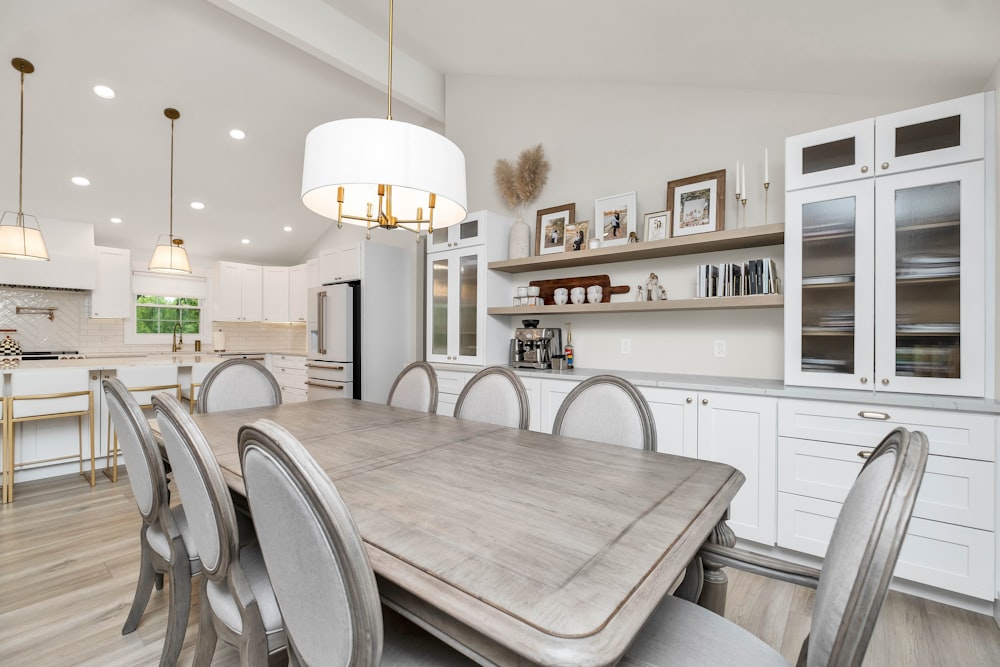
1 287 306 354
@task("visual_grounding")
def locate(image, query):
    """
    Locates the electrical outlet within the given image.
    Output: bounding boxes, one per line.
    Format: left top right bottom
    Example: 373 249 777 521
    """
621 338 632 354
713 339 726 358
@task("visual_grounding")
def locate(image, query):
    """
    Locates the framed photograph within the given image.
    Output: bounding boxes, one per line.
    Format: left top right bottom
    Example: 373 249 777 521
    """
595 191 637 247
535 203 575 255
667 170 726 237
643 210 670 242
563 220 589 252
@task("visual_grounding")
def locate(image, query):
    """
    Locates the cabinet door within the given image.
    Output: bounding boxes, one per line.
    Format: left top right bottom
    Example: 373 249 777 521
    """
262 266 290 322
785 118 874 191
288 264 308 322
427 215 484 253
538 378 579 434
318 245 360 284
640 386 698 457
697 393 776 545
426 246 486 364
241 264 263 322
785 180 875 390
215 261 244 321
873 162 984 396
874 93 985 176
91 247 131 318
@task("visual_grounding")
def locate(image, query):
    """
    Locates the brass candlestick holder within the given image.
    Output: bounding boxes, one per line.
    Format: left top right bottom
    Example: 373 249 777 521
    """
741 196 748 227
734 192 743 228
763 181 770 226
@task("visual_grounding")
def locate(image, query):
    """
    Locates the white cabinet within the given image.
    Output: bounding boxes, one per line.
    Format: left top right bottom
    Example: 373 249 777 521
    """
268 354 307 402
786 93 987 191
288 264 308 322
640 386 698 458
785 92 991 398
306 258 319 288
426 214 489 252
91 246 131 318
214 261 262 322
434 369 472 417
318 245 361 284
261 266 290 322
776 398 996 600
426 210 512 366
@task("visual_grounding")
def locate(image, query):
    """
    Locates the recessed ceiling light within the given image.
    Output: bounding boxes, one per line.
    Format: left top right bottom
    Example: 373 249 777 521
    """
229 129 246 140
93 85 116 99
190 201 205 210
241 238 250 244
283 225 292 232
71 176 90 186
110 217 123 224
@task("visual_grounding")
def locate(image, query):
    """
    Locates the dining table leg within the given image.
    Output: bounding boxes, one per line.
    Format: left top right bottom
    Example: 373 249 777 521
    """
697 513 737 615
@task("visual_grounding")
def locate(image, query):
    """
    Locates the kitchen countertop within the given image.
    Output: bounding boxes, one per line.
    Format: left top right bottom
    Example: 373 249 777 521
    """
432 363 1000 415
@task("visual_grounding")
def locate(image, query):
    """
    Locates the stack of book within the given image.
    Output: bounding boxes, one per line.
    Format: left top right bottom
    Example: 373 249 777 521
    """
697 258 778 297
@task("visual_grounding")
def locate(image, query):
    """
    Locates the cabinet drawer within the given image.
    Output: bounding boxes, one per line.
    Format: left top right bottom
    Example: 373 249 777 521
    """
271 354 306 371
281 386 307 403
273 366 306 388
777 493 994 600
778 437 994 530
778 399 995 460
305 362 352 383
436 370 471 396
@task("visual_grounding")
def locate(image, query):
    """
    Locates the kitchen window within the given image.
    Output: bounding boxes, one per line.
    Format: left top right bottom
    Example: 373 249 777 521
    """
135 295 201 335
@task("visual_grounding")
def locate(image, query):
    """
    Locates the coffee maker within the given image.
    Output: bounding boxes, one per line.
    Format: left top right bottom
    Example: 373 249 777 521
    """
510 320 562 369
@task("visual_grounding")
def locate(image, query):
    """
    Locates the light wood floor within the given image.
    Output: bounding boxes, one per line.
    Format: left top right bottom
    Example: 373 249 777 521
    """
2 474 999 666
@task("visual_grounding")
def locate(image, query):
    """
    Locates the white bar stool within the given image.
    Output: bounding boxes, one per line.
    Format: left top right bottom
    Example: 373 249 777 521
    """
105 366 180 482
7 368 95 503
180 362 217 414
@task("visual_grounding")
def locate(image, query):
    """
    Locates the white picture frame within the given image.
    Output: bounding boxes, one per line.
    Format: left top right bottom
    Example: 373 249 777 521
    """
643 210 670 242
595 191 637 247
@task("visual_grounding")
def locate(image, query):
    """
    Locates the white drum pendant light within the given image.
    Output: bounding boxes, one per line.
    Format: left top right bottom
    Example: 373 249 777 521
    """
148 108 192 274
301 0 467 237
0 57 49 261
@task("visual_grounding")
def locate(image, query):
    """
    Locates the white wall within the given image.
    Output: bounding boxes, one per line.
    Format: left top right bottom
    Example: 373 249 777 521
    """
985 60 1000 394
446 75 977 378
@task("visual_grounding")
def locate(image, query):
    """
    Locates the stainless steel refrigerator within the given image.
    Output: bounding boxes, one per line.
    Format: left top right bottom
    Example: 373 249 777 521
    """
306 282 360 400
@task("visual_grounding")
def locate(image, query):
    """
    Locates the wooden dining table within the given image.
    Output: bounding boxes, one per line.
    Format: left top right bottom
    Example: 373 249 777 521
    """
154 398 744 666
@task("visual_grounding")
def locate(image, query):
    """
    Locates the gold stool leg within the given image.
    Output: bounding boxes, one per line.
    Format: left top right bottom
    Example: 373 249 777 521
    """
103 409 118 483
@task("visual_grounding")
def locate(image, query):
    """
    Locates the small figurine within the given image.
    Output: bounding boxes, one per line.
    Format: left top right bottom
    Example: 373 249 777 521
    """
646 273 661 301
658 285 668 301
627 231 639 244
635 285 645 301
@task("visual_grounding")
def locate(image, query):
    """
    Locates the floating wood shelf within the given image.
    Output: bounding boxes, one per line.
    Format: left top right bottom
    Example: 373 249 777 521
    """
488 294 783 315
488 223 784 274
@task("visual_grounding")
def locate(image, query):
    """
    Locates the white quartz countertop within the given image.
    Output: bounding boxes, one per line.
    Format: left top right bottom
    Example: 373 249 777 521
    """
432 363 1000 414
1 354 228 371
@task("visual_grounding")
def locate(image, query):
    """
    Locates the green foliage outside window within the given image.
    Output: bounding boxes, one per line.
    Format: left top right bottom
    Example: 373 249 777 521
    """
135 295 201 334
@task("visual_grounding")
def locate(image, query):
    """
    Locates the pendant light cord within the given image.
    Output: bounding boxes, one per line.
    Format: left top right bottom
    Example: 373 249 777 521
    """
386 0 393 121
169 114 175 239
17 65 25 216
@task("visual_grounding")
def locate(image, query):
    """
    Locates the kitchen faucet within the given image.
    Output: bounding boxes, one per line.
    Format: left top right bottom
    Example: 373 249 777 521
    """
172 322 183 352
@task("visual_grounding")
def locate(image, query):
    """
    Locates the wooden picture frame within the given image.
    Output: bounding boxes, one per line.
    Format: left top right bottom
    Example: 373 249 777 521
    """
535 203 575 256
643 210 669 242
595 191 637 247
667 169 726 237
563 220 589 253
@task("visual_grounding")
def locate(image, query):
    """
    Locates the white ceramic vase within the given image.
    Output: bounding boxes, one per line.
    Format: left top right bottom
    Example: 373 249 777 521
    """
508 210 532 260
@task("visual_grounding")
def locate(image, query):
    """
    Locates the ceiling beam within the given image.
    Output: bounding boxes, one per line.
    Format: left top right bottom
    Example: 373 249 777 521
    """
207 0 445 122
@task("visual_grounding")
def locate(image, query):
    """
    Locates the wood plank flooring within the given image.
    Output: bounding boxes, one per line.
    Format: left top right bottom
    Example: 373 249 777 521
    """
2 473 999 666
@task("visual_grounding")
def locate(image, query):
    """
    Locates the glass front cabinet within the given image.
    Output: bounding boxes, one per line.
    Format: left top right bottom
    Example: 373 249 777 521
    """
785 92 991 397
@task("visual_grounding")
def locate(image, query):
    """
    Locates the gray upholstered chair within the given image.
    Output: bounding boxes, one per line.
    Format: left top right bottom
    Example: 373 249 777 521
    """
196 358 282 414
152 392 286 666
239 419 475 666
386 361 439 413
552 374 656 451
453 366 530 430
103 377 200 667
621 427 929 667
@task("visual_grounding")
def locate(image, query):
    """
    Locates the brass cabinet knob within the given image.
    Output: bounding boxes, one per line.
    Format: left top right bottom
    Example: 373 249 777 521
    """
861 165 869 173
860 377 868 384
881 378 889 385
881 162 889 170
701 398 708 405
857 450 873 459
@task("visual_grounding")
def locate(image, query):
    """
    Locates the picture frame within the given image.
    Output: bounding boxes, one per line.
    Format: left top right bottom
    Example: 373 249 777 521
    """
666 169 726 237
563 220 589 253
535 203 575 255
595 191 637 247
643 210 670 242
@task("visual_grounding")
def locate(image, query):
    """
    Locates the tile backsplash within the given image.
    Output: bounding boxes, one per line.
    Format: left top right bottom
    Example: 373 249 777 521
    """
1 287 306 354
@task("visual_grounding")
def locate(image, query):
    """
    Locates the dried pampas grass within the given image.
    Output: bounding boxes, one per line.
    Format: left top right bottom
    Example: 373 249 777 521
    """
494 143 550 212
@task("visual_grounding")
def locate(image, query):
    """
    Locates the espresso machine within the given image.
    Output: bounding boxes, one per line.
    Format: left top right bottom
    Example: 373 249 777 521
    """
510 320 562 369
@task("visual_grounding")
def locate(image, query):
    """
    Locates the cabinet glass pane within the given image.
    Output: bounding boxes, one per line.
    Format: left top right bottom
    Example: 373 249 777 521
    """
802 138 855 175
895 115 960 158
431 258 449 355
459 219 479 240
800 196 856 374
458 254 478 356
894 181 961 378
431 228 449 246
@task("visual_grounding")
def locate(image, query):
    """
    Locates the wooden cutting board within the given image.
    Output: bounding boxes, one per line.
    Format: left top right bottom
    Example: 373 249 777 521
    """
528 274 630 304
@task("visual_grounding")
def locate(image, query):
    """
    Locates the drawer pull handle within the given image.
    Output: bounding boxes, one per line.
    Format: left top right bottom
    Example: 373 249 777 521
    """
305 381 343 390
857 450 873 460
858 410 890 420
305 363 345 370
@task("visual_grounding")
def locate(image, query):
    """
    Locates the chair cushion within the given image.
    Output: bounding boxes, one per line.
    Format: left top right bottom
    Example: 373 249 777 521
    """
620 595 788 666
205 542 285 650
145 506 201 572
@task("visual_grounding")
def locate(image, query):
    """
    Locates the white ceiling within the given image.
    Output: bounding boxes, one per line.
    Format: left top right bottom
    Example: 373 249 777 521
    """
2 0 999 266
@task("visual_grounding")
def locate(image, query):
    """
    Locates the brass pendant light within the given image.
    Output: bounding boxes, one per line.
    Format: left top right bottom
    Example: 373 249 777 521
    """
148 107 192 274
0 57 49 261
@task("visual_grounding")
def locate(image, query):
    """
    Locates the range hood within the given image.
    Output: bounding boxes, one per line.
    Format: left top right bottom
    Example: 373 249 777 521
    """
0 219 97 290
